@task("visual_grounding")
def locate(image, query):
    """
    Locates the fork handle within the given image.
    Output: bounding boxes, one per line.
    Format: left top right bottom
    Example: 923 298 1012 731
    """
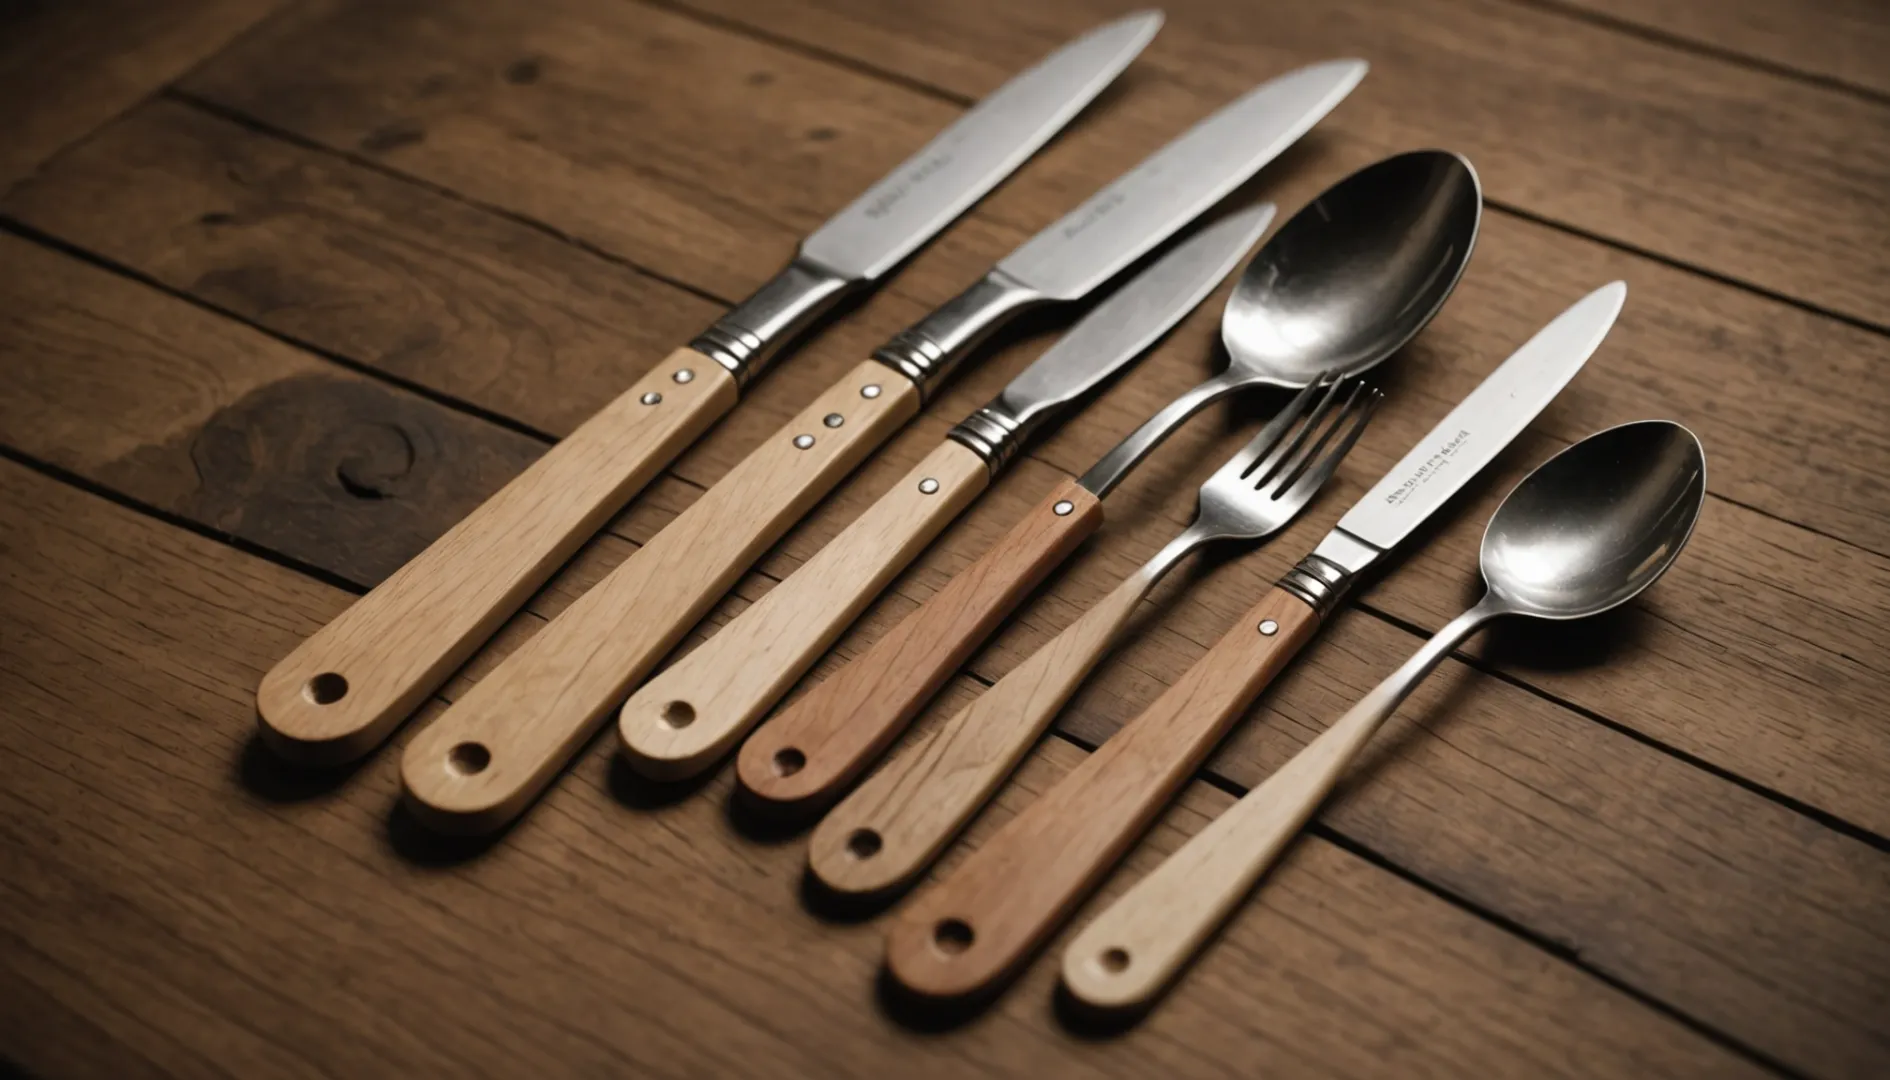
884 585 1319 1001
810 561 1156 897
736 480 1104 813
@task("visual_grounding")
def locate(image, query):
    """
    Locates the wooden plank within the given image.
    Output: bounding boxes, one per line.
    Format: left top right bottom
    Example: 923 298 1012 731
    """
1549 0 1890 98
0 459 1760 1078
667 0 1890 329
0 0 285 192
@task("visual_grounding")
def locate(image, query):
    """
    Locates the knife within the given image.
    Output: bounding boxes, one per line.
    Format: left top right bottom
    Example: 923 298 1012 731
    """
618 204 1276 780
252 11 1164 764
883 282 1629 1001
397 59 1369 833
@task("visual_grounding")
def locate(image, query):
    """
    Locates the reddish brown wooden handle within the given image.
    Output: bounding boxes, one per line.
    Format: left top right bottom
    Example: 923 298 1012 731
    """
883 586 1319 1001
735 480 1104 813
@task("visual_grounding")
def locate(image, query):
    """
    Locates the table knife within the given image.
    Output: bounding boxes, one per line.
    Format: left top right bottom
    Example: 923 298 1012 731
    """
883 282 1629 1001
398 59 1369 833
618 203 1275 780
251 11 1163 764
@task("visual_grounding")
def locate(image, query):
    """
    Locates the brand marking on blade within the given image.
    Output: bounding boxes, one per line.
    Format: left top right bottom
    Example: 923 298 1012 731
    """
1383 429 1472 506
864 147 962 219
1058 189 1129 240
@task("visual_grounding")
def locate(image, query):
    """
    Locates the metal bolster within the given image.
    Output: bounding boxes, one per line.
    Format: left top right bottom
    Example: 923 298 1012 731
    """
689 257 854 387
946 408 1026 474
872 270 1042 402
1276 553 1353 618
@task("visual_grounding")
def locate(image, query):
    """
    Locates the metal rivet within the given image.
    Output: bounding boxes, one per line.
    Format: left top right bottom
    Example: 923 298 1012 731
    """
1259 619 1279 636
1053 500 1075 516
918 478 940 495
793 434 815 450
823 413 844 428
640 391 662 405
860 384 882 399
672 368 694 384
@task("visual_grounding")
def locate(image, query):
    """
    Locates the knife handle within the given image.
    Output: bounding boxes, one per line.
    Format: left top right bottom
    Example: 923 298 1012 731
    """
735 480 1104 814
617 440 990 780
255 349 735 765
399 360 919 833
809 562 1155 897
883 586 1319 1001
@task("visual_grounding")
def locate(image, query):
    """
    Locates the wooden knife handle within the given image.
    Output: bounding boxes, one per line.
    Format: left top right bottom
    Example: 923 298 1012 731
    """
398 360 919 833
809 563 1155 897
617 440 990 780
735 480 1105 813
883 586 1319 1001
256 349 735 765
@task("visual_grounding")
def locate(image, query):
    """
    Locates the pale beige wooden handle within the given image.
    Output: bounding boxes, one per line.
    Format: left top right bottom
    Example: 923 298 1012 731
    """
810 563 1155 897
398 360 919 832
885 587 1320 1001
256 349 735 764
617 439 990 780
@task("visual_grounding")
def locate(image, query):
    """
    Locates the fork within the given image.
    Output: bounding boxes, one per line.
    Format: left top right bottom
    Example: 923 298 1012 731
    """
809 379 1378 896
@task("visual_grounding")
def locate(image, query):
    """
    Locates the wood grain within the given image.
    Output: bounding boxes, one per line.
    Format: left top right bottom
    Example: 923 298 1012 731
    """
0 0 285 191
1553 0 1890 97
258 349 736 764
811 561 1157 897
400 361 920 833
736 481 1103 812
886 588 1320 1000
620 439 989 780
0 460 1767 1079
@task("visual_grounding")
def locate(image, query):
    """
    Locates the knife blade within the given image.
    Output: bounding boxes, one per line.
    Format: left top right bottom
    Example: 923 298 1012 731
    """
399 61 1368 834
620 204 1276 780
883 283 1628 1002
254 12 1162 764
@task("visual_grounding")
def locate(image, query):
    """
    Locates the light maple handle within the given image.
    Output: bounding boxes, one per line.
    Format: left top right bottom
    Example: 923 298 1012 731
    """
736 480 1105 814
256 349 735 765
618 440 990 780
398 360 919 833
884 586 1319 1001
810 563 1154 897
1063 599 1496 1010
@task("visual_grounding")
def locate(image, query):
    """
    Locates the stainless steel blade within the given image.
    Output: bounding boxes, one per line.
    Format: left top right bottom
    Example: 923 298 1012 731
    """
978 204 1277 439
996 59 1367 301
1320 281 1629 573
801 11 1162 282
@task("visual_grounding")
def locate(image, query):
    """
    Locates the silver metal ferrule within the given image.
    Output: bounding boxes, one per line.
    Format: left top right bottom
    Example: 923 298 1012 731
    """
1276 527 1382 617
947 406 1027 473
873 269 1045 401
690 256 856 388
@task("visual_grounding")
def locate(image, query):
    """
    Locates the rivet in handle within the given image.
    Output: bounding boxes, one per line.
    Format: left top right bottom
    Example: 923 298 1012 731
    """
793 434 815 450
640 391 662 405
672 368 694 384
824 412 844 428
918 478 939 495
1259 619 1279 636
1053 500 1074 516
861 384 881 399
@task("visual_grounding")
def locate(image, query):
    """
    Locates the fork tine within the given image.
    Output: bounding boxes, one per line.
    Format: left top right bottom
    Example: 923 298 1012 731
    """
1222 380 1324 482
1268 380 1369 495
1245 376 1347 490
1277 385 1380 506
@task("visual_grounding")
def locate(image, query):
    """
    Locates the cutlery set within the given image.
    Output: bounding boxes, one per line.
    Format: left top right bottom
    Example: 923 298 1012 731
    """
254 12 1705 1015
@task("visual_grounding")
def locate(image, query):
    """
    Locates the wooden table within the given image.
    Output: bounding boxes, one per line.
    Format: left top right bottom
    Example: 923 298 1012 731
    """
2 1 1885 1076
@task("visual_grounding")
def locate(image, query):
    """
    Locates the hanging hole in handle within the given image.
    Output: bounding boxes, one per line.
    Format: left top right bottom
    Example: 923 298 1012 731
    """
447 742 491 776
660 701 695 729
1100 947 1131 974
933 918 974 955
846 828 882 859
772 747 805 777
304 672 349 705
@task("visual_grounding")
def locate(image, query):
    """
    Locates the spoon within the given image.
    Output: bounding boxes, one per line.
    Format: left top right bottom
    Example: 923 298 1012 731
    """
735 151 1482 814
1062 419 1707 1012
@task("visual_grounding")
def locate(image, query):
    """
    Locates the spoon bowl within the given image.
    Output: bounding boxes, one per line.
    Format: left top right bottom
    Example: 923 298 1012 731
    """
1222 149 1482 385
1482 420 1707 620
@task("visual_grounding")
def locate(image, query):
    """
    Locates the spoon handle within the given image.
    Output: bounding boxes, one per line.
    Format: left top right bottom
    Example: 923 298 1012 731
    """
736 480 1104 813
883 584 1319 1001
809 560 1159 897
1061 598 1498 1011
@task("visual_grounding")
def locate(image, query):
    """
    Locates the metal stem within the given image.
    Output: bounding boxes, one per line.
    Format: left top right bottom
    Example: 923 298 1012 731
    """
1077 366 1258 498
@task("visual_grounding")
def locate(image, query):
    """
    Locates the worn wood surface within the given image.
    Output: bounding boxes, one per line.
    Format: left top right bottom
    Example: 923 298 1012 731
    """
0 0 1885 1076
